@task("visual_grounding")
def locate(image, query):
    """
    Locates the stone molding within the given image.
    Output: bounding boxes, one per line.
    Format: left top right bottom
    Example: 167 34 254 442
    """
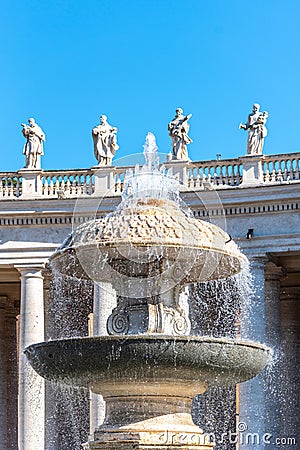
0 200 299 227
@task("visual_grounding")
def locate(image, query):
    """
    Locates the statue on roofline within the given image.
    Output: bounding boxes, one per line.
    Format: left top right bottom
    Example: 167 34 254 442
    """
239 103 269 155
21 118 45 169
92 115 119 166
168 108 192 161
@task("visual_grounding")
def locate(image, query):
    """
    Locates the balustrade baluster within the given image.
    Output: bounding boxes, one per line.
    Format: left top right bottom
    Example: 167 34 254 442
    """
213 167 218 185
219 167 223 186
8 179 13 197
89 176 94 194
82 175 87 194
66 179 71 196
48 179 53 196
230 167 235 186
61 179 65 194
270 169 276 182
115 176 121 193
80 176 85 194
55 179 60 195
43 179 48 196
3 179 8 197
295 159 299 180
15 178 20 197
80 177 85 195
189 173 194 189
72 178 77 194
264 169 270 183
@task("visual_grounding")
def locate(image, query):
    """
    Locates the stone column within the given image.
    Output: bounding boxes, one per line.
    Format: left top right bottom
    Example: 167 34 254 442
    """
90 282 116 436
43 269 58 450
5 306 18 450
280 287 300 441
93 282 117 335
264 262 282 447
239 256 267 449
16 265 45 450
0 296 8 450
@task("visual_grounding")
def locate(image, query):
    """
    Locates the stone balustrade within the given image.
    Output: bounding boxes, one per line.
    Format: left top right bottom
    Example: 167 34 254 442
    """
113 166 130 194
0 173 23 198
263 152 300 183
1 152 300 200
41 169 94 197
187 158 242 188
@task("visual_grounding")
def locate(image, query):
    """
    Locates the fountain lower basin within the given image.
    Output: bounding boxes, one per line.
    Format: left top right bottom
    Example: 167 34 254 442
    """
25 335 271 393
25 335 271 448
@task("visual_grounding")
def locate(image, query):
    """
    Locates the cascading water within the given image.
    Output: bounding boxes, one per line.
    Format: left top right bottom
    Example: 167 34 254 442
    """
25 132 272 450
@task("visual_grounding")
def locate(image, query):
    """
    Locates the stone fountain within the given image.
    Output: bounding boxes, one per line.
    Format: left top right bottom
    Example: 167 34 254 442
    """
25 133 271 449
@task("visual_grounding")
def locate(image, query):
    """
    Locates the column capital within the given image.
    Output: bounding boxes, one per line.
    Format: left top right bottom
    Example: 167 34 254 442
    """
15 264 45 279
265 261 283 281
42 265 53 290
248 255 269 270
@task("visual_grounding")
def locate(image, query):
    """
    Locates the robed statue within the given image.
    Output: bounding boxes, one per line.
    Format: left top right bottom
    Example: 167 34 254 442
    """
239 104 269 155
168 108 192 160
92 115 119 166
21 118 45 169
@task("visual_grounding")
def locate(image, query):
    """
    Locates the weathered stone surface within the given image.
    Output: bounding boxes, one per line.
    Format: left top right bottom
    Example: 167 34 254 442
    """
52 198 246 283
25 335 271 389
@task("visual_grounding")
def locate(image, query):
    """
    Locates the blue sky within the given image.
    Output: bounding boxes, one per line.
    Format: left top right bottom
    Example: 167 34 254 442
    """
1 0 299 171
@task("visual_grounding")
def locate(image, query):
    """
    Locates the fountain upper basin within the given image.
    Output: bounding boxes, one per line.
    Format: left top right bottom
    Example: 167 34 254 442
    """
25 335 271 398
51 198 247 283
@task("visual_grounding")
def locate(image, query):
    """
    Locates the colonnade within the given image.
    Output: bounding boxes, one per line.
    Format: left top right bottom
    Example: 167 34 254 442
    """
239 257 298 449
0 254 298 449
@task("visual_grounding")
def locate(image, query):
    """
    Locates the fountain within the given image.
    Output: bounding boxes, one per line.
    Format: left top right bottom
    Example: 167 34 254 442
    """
25 133 271 449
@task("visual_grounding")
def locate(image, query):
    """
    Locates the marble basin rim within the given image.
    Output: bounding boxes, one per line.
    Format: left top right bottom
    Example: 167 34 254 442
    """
51 197 248 282
25 335 272 398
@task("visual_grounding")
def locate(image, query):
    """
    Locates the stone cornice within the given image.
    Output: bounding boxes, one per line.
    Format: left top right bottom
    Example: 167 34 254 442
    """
0 183 299 226
0 242 58 266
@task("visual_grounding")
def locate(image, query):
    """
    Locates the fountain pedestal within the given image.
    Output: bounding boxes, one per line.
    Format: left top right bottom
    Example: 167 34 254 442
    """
84 398 214 450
